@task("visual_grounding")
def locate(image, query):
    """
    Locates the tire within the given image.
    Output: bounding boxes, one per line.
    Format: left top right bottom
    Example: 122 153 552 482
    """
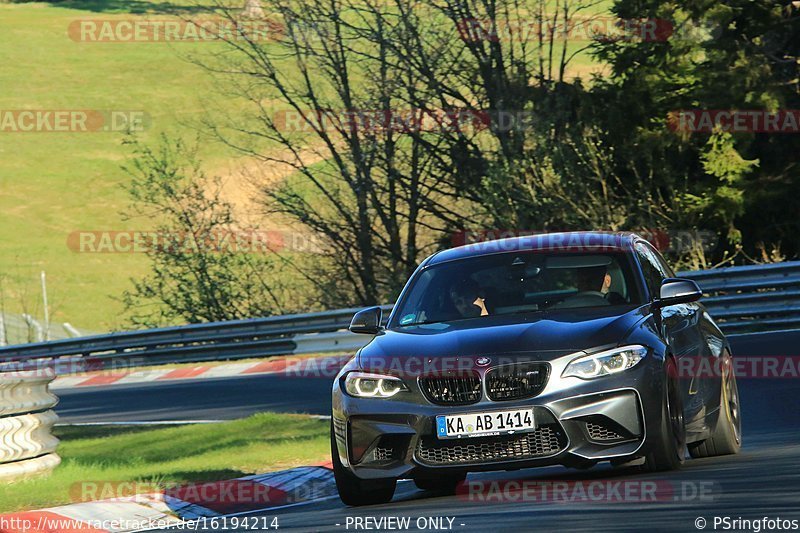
414 473 466 494
643 357 686 472
330 421 396 506
689 352 742 458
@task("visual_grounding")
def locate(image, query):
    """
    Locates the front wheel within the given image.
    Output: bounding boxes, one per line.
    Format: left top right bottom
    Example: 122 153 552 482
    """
689 352 742 458
643 357 686 472
331 422 396 506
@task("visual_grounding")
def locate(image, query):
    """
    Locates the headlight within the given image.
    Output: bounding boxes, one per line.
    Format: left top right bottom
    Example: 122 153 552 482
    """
344 372 408 398
562 345 648 379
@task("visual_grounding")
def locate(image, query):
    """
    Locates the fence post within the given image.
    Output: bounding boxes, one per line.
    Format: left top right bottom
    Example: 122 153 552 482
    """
0 365 60 482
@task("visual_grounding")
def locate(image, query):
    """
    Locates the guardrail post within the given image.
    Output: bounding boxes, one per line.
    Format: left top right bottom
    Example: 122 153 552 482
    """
0 366 60 482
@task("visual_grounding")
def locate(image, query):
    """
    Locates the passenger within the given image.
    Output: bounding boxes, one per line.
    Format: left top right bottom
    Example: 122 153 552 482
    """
448 280 489 318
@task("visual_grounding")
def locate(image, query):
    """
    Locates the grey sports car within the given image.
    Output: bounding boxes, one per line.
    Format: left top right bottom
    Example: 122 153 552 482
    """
331 232 742 506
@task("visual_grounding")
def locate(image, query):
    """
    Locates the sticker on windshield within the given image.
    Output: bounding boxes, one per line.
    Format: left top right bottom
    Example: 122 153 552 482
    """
399 314 416 325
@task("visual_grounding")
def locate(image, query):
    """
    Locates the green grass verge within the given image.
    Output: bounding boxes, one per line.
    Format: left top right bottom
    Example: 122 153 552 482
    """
0 1 250 333
0 413 330 513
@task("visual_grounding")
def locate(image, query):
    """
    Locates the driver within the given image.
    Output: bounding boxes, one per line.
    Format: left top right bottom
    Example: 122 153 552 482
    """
448 279 489 318
575 265 612 297
554 265 613 309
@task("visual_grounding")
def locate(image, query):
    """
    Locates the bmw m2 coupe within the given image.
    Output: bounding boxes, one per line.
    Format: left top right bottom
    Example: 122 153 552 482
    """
331 232 742 506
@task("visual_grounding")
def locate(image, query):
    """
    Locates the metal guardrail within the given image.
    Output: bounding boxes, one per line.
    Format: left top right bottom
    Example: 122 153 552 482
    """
679 261 800 334
0 262 797 369
0 306 392 369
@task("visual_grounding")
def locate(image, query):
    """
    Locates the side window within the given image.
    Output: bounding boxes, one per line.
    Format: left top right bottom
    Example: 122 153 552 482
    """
635 242 664 300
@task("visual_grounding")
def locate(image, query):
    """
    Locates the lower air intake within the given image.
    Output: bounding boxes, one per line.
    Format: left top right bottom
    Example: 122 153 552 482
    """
415 424 566 465
585 421 625 442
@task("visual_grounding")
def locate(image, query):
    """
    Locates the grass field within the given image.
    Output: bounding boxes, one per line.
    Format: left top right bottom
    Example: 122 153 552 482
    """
0 413 330 513
0 1 251 332
0 0 606 334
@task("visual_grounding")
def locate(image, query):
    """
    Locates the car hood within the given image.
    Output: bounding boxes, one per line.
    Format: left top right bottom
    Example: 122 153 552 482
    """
358 305 650 368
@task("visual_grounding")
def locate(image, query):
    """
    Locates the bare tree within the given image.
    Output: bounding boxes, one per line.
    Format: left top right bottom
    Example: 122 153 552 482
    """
194 0 486 306
184 0 654 305
356 0 628 230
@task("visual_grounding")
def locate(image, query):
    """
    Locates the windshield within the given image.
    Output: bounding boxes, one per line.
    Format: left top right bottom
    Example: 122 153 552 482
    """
391 252 643 327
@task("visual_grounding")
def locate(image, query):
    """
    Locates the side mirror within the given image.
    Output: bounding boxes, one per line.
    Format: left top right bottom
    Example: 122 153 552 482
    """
349 306 383 335
655 278 703 306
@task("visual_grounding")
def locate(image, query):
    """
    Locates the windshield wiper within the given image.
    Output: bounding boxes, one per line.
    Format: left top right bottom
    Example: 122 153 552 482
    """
505 308 546 316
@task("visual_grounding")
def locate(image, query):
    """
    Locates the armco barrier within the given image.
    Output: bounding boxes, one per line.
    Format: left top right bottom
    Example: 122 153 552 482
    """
0 306 392 371
0 368 60 481
0 262 797 373
680 261 800 334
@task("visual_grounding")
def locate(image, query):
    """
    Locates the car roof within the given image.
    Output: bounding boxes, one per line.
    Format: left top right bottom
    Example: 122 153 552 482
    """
426 231 642 266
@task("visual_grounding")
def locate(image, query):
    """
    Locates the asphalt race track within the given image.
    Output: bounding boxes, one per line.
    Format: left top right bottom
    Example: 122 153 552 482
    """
56 373 333 423
216 431 800 533
56 330 800 532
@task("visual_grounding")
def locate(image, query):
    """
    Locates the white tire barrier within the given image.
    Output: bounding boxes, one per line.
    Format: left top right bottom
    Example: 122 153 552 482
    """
0 368 60 482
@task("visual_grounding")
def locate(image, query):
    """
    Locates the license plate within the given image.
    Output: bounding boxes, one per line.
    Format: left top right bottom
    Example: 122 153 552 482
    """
436 408 535 439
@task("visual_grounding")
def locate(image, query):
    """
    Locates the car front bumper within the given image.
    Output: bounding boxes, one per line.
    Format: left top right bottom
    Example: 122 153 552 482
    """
332 352 667 480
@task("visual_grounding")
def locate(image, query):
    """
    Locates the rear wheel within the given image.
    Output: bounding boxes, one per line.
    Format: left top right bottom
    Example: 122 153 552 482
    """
414 473 466 494
330 421 396 506
643 357 686 472
689 352 742 458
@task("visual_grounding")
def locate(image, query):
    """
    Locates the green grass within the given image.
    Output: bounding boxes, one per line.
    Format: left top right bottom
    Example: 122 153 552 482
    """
0 413 330 513
0 1 252 332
